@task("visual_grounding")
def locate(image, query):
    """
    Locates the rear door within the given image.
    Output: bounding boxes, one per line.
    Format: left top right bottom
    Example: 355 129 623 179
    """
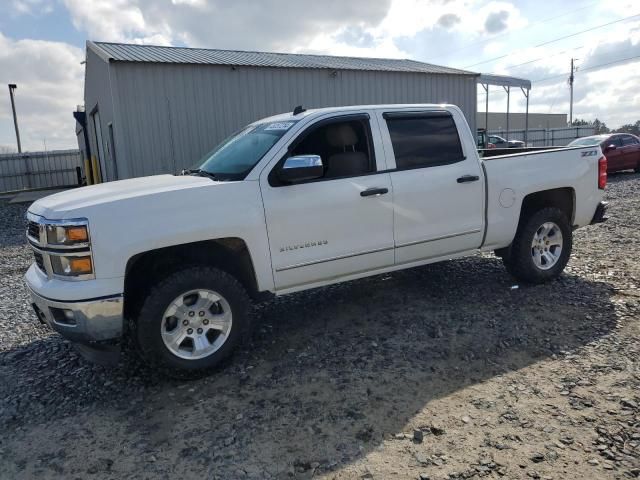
377 108 484 265
621 135 640 170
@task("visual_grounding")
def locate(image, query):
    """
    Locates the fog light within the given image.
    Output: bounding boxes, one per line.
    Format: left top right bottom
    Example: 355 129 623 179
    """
50 307 77 326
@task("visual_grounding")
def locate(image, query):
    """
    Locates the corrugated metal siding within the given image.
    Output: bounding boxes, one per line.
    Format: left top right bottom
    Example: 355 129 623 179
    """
110 63 477 179
93 42 475 76
0 150 82 193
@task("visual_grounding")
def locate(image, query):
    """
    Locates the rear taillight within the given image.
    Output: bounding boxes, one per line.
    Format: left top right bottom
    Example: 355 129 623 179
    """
598 156 607 190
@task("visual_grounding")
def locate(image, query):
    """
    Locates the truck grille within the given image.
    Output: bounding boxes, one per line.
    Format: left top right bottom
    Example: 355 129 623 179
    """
27 221 40 241
33 251 45 272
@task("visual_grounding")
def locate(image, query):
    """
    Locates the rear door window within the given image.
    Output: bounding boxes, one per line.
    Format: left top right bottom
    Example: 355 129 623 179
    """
384 112 464 170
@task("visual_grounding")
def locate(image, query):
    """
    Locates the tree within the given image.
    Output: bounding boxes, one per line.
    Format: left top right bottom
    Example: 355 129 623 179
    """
0 145 17 154
592 119 610 135
571 118 590 126
612 121 640 136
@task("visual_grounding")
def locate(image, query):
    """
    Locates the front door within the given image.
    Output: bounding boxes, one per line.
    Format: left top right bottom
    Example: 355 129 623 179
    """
604 136 625 172
378 109 485 265
260 113 394 291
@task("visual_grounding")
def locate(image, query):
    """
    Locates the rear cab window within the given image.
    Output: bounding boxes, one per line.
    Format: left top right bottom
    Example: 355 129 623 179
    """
382 111 465 170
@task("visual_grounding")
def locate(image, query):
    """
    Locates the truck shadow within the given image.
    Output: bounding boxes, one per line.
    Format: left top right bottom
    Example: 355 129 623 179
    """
1 255 618 479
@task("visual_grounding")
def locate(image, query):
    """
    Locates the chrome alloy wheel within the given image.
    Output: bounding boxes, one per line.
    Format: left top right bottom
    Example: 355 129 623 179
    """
531 221 563 270
161 289 233 360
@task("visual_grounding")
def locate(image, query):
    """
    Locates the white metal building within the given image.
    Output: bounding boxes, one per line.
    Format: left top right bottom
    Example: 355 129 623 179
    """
476 112 568 131
76 41 479 181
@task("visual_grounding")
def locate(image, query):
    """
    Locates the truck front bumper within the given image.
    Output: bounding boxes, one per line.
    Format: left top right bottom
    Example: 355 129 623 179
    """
28 285 124 344
590 201 608 224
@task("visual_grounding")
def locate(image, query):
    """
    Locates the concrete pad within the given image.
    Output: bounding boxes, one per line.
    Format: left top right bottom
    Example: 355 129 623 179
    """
8 188 69 204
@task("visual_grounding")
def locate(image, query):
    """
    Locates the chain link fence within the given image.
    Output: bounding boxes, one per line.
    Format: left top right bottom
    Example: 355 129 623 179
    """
488 126 596 147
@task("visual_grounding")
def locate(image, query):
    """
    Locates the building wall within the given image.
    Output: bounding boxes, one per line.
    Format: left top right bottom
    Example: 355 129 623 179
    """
476 112 567 131
105 61 477 179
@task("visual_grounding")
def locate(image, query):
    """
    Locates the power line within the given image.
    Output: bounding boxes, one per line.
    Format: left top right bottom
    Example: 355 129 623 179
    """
464 13 640 68
531 54 640 83
480 44 640 84
476 52 640 97
489 46 585 73
428 1 600 61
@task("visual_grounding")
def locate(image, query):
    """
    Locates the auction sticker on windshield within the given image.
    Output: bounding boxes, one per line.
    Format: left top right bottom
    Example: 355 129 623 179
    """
264 122 295 131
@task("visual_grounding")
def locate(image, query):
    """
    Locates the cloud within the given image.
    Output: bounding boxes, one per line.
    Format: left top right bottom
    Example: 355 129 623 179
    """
0 33 84 151
62 0 391 51
437 13 461 29
10 0 55 16
483 19 640 127
484 10 510 34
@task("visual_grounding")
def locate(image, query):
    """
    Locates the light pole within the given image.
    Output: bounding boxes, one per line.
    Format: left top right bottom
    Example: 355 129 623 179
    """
8 84 22 153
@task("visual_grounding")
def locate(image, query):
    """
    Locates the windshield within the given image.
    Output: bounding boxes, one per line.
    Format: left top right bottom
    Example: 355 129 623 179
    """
193 120 298 180
569 136 605 146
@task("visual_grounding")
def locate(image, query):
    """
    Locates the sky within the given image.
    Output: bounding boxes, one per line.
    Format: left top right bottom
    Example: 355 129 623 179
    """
0 0 638 152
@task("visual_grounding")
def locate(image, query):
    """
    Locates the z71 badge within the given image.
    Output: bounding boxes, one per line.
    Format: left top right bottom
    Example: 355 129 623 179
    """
581 150 598 157
280 240 328 253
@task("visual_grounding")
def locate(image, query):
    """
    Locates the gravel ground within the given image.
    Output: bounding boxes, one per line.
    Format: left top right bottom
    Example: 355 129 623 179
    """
0 173 638 480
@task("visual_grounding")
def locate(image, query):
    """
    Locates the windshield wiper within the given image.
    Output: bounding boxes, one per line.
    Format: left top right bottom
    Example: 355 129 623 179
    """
181 168 218 181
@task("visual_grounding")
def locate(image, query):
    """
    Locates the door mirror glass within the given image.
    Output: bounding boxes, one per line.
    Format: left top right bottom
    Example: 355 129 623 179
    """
278 155 324 183
604 144 617 152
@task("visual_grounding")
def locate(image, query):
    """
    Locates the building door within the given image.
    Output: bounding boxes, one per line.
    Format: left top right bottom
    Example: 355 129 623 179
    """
91 110 107 182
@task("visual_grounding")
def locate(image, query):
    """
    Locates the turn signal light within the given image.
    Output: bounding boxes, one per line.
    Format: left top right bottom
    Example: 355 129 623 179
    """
66 226 88 242
598 156 607 190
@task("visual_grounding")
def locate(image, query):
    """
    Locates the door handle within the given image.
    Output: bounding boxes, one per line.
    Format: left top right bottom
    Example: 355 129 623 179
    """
457 175 480 183
360 187 389 197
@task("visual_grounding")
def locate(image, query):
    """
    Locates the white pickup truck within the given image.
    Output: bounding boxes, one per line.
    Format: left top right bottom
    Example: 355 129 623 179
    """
25 104 608 373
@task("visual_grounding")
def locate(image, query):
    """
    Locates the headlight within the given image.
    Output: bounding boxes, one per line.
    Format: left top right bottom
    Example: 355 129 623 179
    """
46 225 89 245
50 255 93 276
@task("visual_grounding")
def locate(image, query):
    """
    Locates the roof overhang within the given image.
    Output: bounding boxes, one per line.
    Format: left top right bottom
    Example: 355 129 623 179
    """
477 74 531 90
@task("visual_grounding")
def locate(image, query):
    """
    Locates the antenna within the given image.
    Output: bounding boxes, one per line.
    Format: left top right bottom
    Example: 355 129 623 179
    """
293 105 306 115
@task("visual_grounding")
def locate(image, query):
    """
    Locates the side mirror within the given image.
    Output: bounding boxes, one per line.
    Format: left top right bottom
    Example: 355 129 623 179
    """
278 155 324 183
604 144 617 152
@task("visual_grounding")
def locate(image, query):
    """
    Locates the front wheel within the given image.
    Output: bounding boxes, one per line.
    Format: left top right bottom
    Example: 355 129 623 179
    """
503 207 572 284
135 266 250 375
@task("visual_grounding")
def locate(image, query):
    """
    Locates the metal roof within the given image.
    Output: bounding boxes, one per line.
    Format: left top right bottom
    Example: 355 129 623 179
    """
89 41 477 76
477 74 531 90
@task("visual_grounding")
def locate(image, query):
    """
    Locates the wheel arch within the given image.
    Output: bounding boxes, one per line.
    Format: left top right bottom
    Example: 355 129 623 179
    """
495 187 575 259
123 238 266 321
519 187 575 226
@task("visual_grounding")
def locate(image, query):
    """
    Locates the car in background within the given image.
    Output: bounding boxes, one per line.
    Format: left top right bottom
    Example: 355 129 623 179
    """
569 134 640 173
476 129 496 150
488 135 525 148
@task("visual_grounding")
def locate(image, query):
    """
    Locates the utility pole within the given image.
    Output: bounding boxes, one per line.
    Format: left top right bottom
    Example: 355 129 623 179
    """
569 58 575 126
8 84 22 153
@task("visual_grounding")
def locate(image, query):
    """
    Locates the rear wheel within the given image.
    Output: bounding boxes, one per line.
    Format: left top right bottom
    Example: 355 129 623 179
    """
503 207 572 284
135 266 250 375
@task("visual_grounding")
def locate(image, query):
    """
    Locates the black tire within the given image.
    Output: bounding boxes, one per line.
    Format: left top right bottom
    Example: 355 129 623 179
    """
503 207 572 284
135 265 250 376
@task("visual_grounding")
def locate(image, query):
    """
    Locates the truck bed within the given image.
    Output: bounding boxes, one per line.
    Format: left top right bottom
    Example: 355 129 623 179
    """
481 145 604 250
